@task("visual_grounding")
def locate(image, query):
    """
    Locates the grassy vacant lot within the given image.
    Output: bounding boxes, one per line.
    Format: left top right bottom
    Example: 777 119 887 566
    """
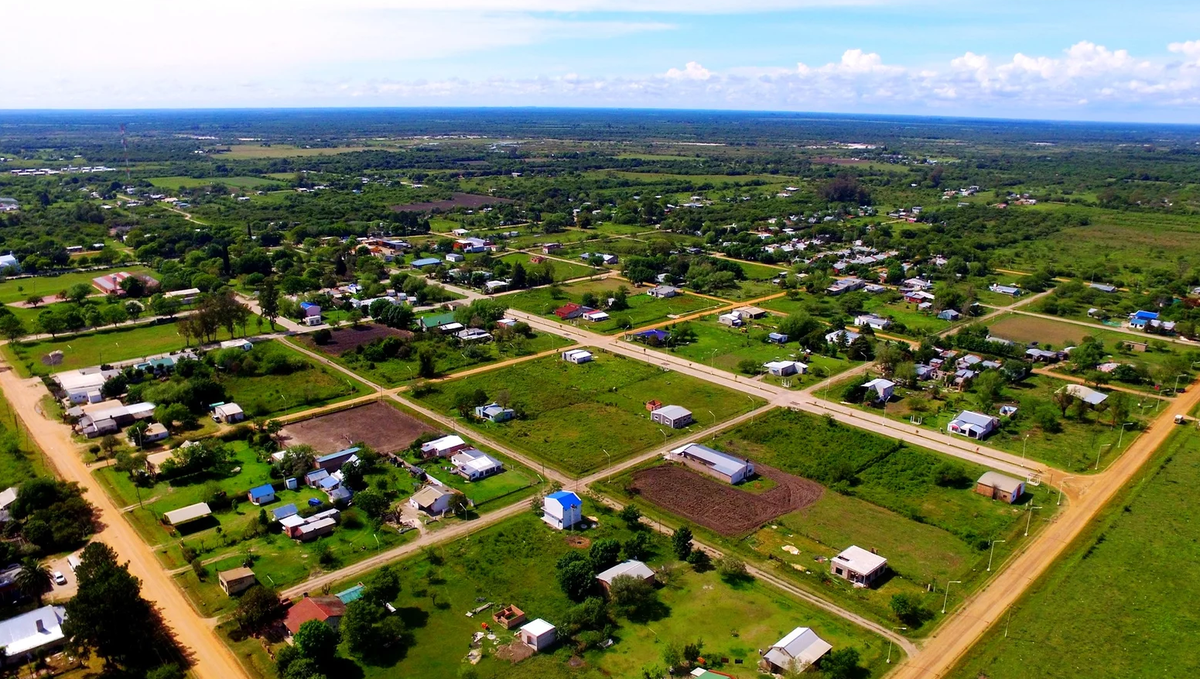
494 252 598 282
0 266 155 304
221 144 379 159
503 278 719 334
229 510 890 679
412 352 765 476
0 391 53 488
218 340 371 418
147 176 285 190
643 314 860 389
950 428 1200 679
597 408 1057 632
855 372 1145 472
302 330 573 387
3 321 207 377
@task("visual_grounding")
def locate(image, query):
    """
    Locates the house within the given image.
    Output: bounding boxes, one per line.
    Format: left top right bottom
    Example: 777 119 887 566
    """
457 327 493 343
219 339 254 351
217 567 257 595
988 284 1023 297
554 303 585 320
91 271 158 296
595 560 656 592
166 287 202 304
213 403 244 424
247 484 276 506
271 504 299 522
0 254 20 274
130 422 169 445
1065 384 1109 406
53 368 119 404
305 469 331 488
760 627 832 674
316 447 360 472
519 618 557 652
542 490 582 530
280 508 341 540
492 605 526 630
409 486 457 515
734 306 767 319
541 243 562 254
914 364 936 380
830 545 888 587
1026 348 1060 363
861 378 895 403
826 277 865 295
450 449 505 481
947 410 999 439
419 312 458 332
1089 282 1117 293
976 471 1026 504
718 312 744 327
0 487 17 524
764 360 805 377
0 605 68 666
903 290 936 304
647 285 680 299
475 403 515 422
824 329 860 345
562 349 594 364
411 257 442 269
284 596 346 636
582 310 609 322
767 332 789 344
299 302 322 320
632 329 671 343
420 435 469 459
937 309 961 321
854 314 893 331
670 443 755 484
903 277 934 290
651 405 693 429
164 502 212 527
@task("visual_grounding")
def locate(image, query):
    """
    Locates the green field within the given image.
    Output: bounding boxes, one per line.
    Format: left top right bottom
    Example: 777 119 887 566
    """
495 252 599 282
503 278 719 334
411 352 765 476
0 266 155 304
147 176 285 190
217 340 372 418
950 428 1200 679
596 408 1058 632
2 321 234 377
226 510 891 679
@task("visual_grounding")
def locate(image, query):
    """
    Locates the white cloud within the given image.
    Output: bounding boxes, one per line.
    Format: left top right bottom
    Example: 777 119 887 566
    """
665 62 713 80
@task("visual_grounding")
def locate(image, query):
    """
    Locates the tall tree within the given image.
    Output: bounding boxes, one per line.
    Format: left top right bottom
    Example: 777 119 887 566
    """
259 276 280 329
15 557 50 605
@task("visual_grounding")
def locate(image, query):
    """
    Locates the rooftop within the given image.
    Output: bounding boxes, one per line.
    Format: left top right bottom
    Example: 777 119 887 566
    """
832 545 887 574
672 443 751 478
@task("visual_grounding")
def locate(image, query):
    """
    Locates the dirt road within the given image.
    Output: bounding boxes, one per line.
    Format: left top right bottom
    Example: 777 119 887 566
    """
0 369 249 679
889 375 1200 678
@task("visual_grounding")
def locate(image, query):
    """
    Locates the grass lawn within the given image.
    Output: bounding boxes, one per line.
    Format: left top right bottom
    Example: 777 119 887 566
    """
495 252 599 282
217 340 372 417
2 320 254 377
853 373 1146 472
221 144 378 159
419 459 539 508
239 510 890 679
641 314 861 389
304 330 574 387
860 297 954 337
0 391 54 488
503 278 720 334
950 427 1200 679
410 352 765 476
0 266 155 304
147 176 285 190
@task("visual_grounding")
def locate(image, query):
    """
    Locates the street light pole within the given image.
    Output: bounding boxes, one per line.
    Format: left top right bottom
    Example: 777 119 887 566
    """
1025 505 1043 537
887 627 907 663
1095 443 1112 470
1118 421 1133 448
1021 434 1030 459
988 539 1006 571
1057 476 1075 506
942 580 962 614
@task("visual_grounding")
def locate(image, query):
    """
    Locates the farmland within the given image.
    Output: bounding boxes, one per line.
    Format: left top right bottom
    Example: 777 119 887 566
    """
949 429 1200 679
502 278 720 334
411 352 765 476
226 510 891 679
279 401 437 454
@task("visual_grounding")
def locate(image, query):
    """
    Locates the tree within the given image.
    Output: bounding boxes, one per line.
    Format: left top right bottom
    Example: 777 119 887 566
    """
15 557 50 604
293 620 340 666
974 370 1005 411
355 490 389 520
556 552 595 602
618 504 642 527
589 538 622 572
417 348 437 378
672 526 693 561
260 276 280 329
715 555 748 583
1108 391 1131 427
1051 389 1075 416
234 585 284 633
101 304 129 327
453 388 489 417
25 295 43 307
125 300 143 320
890 593 933 627
37 310 66 337
0 314 26 343
608 574 659 620
622 531 652 561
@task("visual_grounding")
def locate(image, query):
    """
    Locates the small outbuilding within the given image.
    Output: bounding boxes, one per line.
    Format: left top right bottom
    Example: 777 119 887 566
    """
213 403 244 424
761 627 832 674
650 405 693 429
247 484 276 506
764 360 805 377
519 618 557 652
595 560 656 592
475 403 515 423
830 545 887 588
976 471 1026 504
420 435 469 459
670 443 755 484
217 567 257 595
164 502 212 527
562 349 593 364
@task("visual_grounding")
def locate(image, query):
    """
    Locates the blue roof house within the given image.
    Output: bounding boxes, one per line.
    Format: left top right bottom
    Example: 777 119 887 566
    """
542 491 582 530
247 484 276 506
412 257 443 269
271 503 299 521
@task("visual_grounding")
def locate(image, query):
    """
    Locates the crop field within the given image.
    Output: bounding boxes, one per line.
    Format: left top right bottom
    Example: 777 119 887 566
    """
228 510 891 679
216 340 371 418
950 429 1200 679
494 251 598 281
503 278 719 334
411 352 765 476
296 323 414 356
147 176 284 189
631 463 823 535
279 401 437 454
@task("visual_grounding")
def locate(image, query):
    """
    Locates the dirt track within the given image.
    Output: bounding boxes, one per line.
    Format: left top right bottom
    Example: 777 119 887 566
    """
632 463 823 535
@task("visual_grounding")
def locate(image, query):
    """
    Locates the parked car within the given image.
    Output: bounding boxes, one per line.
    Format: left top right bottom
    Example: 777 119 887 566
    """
52 571 66 586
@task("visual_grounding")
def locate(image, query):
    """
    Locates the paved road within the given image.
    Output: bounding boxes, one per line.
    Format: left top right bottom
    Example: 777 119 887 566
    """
889 372 1200 679
0 368 248 679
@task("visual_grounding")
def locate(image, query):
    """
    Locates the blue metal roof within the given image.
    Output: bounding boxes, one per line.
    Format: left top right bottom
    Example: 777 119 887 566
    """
316 447 360 463
547 490 581 507
249 484 275 499
336 585 365 604
271 503 298 520
318 476 340 490
1133 310 1159 320
412 257 442 267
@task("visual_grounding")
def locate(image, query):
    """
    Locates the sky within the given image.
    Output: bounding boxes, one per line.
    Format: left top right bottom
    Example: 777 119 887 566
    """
4 0 1200 122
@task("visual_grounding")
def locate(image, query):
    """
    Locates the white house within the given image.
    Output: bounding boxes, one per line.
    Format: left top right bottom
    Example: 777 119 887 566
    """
0 605 68 665
670 443 755 484
947 410 999 439
409 486 456 515
647 285 679 299
830 545 888 587
824 329 860 345
761 627 832 674
420 434 469 459
650 405 693 429
861 378 895 403
562 349 593 364
764 360 806 377
542 491 582 530
450 449 504 481
213 403 244 424
854 314 893 331
595 560 655 592
519 618 556 652
1064 384 1109 406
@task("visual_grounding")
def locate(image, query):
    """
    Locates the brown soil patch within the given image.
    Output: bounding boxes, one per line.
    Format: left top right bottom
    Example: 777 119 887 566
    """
564 536 591 549
279 401 436 454
392 192 515 213
301 324 414 357
496 641 535 664
632 463 823 536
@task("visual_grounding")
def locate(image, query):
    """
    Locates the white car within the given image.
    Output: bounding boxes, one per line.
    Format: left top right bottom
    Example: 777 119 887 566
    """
52 571 66 586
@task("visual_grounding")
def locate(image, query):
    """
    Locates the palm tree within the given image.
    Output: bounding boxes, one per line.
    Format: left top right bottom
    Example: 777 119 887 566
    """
16 558 50 605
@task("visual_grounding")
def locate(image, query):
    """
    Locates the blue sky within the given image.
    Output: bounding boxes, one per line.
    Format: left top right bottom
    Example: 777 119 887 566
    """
4 0 1200 122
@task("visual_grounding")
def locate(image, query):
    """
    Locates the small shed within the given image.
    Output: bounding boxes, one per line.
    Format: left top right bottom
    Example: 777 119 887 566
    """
595 560 656 592
562 349 593 364
217 567 257 596
213 403 244 424
761 627 832 674
830 545 887 588
519 618 557 652
247 484 276 506
650 405 693 429
976 471 1025 504
164 502 212 527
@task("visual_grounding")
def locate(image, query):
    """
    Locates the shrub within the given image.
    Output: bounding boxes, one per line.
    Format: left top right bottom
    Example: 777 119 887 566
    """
312 328 333 345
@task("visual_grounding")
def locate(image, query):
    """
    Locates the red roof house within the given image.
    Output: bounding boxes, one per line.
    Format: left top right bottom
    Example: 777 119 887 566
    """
554 303 585 320
284 596 347 635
